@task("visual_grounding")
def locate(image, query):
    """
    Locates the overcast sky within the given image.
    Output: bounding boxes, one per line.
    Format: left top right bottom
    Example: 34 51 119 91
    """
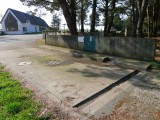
0 0 67 27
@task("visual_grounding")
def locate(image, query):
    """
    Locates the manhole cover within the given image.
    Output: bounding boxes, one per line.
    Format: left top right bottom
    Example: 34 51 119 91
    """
18 62 32 66
46 60 67 66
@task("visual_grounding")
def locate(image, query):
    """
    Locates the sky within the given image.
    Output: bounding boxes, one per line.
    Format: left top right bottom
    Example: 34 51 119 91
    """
0 0 66 28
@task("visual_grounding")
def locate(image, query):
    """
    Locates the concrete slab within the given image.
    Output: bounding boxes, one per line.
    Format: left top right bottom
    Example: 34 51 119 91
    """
0 44 151 119
40 45 151 71
81 72 147 119
0 48 133 108
109 57 150 71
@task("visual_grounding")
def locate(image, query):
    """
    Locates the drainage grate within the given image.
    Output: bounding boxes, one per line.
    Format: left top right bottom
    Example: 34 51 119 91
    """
73 70 139 108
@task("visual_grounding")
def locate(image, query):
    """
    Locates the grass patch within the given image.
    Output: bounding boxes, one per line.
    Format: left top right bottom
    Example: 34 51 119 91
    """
0 64 46 120
35 39 45 47
35 56 56 63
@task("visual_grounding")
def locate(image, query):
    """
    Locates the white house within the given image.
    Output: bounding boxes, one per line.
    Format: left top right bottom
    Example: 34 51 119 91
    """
1 8 49 34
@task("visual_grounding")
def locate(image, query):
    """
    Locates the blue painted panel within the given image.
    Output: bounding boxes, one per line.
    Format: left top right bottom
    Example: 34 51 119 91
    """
84 36 96 52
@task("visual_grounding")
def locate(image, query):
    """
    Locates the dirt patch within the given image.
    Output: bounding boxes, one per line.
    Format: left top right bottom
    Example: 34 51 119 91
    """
154 110 160 120
95 70 160 120
95 97 136 120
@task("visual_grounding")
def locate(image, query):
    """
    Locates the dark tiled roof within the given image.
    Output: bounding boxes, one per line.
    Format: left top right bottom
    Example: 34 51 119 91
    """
2 8 49 27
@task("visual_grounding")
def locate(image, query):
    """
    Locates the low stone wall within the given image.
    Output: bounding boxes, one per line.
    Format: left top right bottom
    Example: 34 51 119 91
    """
45 34 156 61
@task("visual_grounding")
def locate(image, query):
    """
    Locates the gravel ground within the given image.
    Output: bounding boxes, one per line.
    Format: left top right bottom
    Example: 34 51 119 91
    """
96 70 160 120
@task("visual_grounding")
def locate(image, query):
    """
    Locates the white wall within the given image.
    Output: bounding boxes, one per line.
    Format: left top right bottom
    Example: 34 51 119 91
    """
21 21 40 33
1 9 23 34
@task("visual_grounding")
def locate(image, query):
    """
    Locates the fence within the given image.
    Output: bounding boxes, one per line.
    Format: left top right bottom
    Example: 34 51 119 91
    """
44 33 156 61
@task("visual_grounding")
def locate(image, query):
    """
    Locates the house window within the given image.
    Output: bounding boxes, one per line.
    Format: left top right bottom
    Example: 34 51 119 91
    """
23 27 27 32
5 13 18 31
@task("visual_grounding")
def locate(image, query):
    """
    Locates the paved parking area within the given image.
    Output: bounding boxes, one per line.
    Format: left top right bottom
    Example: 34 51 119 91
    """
0 34 153 119
0 34 42 50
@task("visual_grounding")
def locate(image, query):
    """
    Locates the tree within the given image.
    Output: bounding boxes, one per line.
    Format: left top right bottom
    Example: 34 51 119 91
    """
59 0 78 35
152 0 160 36
90 0 97 32
106 0 116 35
136 0 149 37
77 0 91 32
26 8 46 17
113 14 125 30
51 13 61 31
101 0 125 36
130 0 138 37
20 0 78 35
124 0 149 37
103 0 109 36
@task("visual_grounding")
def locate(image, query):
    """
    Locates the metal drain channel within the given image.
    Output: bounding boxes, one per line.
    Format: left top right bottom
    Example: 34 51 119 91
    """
73 70 139 108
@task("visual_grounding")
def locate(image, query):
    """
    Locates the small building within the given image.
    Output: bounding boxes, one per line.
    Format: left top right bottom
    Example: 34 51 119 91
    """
1 8 49 34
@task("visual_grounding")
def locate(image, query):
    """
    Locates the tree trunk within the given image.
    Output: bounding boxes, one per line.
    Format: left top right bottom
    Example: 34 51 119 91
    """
104 0 108 37
80 0 84 32
70 0 77 34
107 0 116 35
147 5 151 38
136 0 148 38
131 0 138 37
90 0 97 32
58 0 77 35
152 0 159 37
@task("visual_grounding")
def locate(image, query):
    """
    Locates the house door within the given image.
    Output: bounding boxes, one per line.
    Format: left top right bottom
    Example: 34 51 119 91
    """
23 27 27 32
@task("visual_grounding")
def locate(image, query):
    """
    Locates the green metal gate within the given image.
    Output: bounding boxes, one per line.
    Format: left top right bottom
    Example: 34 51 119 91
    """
83 36 96 52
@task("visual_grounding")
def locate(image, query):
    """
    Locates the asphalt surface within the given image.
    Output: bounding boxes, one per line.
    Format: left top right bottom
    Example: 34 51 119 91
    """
0 34 42 50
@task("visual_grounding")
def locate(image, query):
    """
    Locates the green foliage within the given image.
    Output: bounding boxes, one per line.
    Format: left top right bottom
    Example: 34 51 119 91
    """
51 13 61 30
25 32 42 34
76 0 91 26
109 31 124 37
0 65 48 120
113 14 125 31
6 102 22 115
151 62 160 69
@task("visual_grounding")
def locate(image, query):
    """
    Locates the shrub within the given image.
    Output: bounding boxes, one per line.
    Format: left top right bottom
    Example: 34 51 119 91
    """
151 62 160 69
